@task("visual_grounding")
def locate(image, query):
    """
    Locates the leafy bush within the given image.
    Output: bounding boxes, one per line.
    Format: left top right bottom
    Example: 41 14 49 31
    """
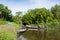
0 30 16 40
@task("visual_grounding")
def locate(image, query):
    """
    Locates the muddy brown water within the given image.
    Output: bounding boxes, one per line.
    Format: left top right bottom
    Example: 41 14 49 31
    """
17 30 60 40
17 30 46 40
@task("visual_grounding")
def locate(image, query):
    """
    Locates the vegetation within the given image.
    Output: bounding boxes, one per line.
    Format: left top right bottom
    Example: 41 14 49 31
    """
0 4 60 26
13 11 22 26
0 4 13 22
0 21 21 30
0 3 60 40
22 4 60 25
22 8 54 25
0 21 7 25
0 29 16 40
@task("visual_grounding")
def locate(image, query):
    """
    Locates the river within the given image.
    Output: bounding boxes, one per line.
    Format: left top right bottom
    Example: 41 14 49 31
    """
17 35 27 40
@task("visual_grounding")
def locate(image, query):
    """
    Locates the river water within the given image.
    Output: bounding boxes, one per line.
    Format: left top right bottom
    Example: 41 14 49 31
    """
17 30 41 40
17 35 27 40
17 30 59 40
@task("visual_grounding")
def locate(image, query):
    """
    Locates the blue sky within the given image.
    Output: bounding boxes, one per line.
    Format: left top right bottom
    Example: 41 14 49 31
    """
0 0 60 15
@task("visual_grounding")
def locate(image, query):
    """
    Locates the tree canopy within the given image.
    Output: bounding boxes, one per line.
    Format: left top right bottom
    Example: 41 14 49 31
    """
22 4 60 25
0 4 60 25
51 4 60 22
0 4 13 21
22 8 54 25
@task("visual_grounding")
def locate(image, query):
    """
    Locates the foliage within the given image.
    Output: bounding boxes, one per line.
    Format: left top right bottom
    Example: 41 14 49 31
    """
0 4 60 26
0 4 13 22
22 4 60 25
22 8 54 25
0 30 16 40
13 11 22 25
0 3 60 40
0 21 7 25
51 4 60 22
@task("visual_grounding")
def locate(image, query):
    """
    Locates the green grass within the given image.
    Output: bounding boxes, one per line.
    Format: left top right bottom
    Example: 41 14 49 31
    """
0 21 7 25
0 20 21 40
0 29 16 40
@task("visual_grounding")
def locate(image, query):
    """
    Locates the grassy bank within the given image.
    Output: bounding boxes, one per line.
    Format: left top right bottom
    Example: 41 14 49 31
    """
0 29 17 40
0 21 21 40
0 21 21 29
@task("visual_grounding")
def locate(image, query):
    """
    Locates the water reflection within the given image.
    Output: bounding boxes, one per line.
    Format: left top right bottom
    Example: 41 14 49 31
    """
17 30 60 40
17 35 27 40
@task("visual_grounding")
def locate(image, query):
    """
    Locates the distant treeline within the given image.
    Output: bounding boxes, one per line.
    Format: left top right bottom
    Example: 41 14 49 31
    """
0 4 60 25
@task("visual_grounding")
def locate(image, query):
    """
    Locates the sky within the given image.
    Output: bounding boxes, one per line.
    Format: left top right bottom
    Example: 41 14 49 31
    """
0 0 60 15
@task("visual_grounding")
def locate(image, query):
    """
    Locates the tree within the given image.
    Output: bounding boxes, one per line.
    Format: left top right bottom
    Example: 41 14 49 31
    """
0 4 13 21
51 4 60 18
51 4 60 22
22 8 54 25
14 11 22 24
